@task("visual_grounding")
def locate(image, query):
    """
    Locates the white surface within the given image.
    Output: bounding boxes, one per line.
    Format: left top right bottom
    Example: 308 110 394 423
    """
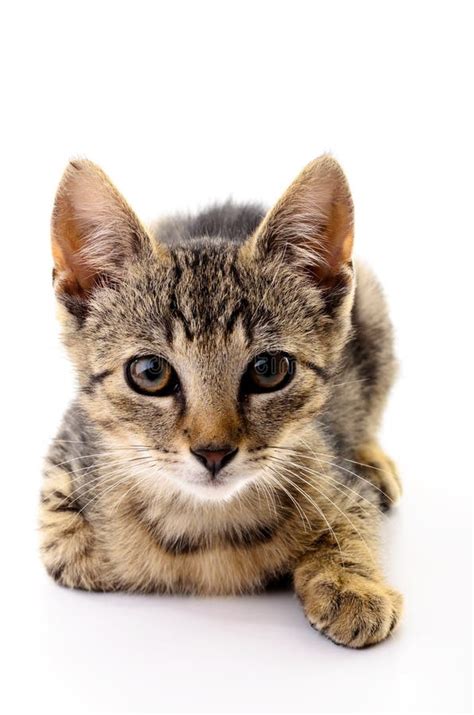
1 2 472 713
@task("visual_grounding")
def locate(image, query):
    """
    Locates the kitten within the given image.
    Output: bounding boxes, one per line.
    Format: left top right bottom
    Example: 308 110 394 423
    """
40 155 403 648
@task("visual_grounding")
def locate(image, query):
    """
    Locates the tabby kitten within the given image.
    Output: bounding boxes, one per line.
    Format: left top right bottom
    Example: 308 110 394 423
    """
40 155 403 648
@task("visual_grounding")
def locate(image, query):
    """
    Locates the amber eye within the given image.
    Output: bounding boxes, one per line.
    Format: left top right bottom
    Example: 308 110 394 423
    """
242 352 295 393
125 355 178 396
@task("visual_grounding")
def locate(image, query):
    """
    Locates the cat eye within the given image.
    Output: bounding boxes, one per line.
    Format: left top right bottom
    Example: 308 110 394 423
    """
242 352 295 393
125 355 178 396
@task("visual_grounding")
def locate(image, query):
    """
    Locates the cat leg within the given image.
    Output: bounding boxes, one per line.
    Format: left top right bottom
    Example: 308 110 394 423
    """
39 463 112 591
294 518 402 648
354 441 402 511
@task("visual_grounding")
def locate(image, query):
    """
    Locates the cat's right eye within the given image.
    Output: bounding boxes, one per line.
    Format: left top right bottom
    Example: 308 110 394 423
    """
242 352 295 394
125 355 178 396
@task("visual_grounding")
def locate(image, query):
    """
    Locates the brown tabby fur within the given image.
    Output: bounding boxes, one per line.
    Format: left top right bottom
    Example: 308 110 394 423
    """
40 155 403 648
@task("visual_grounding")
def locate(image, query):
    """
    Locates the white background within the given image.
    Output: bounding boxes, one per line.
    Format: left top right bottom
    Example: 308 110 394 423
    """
0 1 472 713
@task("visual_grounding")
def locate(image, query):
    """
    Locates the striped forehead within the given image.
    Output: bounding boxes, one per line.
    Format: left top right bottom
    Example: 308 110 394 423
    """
168 243 253 342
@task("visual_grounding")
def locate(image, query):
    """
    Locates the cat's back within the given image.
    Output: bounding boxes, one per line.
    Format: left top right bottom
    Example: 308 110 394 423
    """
321 261 397 452
152 201 266 246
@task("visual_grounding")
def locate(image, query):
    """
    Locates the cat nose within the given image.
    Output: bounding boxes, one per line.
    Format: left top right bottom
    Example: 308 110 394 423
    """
190 445 238 476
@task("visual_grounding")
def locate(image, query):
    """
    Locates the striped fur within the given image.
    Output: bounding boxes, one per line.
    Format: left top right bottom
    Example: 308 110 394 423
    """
40 156 402 647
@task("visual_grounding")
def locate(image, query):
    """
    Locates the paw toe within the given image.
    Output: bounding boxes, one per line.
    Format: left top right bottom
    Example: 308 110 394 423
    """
305 575 403 648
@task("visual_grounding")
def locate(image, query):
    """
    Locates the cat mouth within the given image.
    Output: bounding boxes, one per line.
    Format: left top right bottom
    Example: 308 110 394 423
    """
194 469 241 489
174 468 256 502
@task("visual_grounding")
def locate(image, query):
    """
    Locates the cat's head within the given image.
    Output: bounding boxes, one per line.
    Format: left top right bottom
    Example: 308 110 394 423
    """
51 156 354 502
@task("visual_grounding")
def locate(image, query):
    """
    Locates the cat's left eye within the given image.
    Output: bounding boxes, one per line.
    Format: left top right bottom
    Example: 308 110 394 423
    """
242 352 295 394
125 355 178 396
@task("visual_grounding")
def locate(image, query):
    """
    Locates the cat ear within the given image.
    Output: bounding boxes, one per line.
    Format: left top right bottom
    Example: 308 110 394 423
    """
249 155 354 285
51 159 154 300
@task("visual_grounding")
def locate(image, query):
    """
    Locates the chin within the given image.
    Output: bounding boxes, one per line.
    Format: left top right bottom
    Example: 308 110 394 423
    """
173 471 257 504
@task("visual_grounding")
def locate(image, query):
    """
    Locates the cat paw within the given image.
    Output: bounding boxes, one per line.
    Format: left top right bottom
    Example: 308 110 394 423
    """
303 572 403 648
355 443 402 511
42 549 107 591
40 469 111 591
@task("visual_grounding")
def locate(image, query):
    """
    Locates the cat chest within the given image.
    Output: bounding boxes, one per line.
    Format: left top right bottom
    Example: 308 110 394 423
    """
102 507 299 595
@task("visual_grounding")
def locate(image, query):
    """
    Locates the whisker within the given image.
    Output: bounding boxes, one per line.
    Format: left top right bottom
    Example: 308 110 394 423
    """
269 455 383 517
264 461 342 554
50 454 147 479
266 443 393 503
50 440 148 448
277 462 377 567
253 478 279 522
260 468 312 532
304 455 393 504
111 464 167 514
45 449 146 471
330 378 369 388
52 455 160 509
76 459 162 516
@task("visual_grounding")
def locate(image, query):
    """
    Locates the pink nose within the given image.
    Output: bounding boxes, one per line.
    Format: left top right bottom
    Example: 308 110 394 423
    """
190 445 238 477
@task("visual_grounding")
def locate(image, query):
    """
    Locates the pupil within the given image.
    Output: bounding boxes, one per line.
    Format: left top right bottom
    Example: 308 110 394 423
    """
146 358 162 375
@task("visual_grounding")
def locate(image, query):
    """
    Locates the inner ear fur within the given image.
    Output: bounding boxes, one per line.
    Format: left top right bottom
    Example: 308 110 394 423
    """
51 159 155 300
249 154 354 285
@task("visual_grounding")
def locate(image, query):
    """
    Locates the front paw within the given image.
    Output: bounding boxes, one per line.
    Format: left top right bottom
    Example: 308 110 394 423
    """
40 517 110 591
302 571 403 648
355 443 402 511
40 477 111 591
